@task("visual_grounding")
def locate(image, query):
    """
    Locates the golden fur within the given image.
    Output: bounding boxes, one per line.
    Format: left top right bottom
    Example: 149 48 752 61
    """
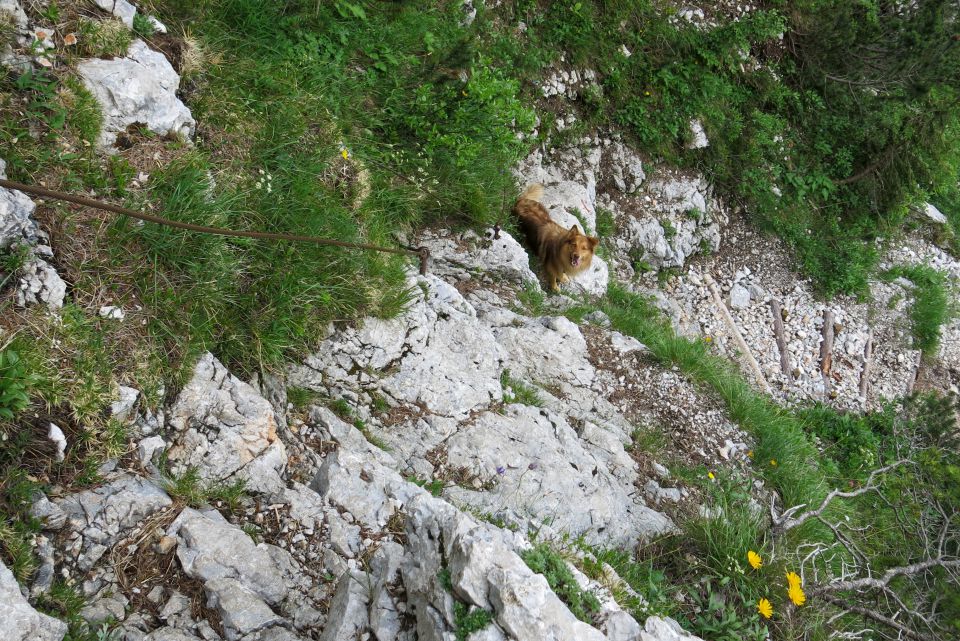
514 184 599 291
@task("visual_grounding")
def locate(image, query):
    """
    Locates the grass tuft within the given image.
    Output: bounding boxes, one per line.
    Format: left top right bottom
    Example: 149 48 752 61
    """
881 265 954 356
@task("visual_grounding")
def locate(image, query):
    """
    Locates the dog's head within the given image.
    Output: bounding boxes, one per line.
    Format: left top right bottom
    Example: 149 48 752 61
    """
564 226 599 270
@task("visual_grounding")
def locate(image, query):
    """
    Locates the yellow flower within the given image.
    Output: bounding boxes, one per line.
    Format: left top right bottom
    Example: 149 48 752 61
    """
786 571 802 589
770 459 778 467
707 471 715 480
747 550 762 570
340 148 349 160
757 598 773 619
747 450 754 458
704 336 713 343
788 584 806 607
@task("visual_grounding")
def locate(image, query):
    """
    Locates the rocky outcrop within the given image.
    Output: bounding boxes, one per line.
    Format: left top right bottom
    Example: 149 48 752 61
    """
78 39 196 147
2 158 68 311
92 0 137 27
165 353 285 492
0 172 39 250
0 559 67 641
613 171 723 271
55 473 172 571
290 268 676 546
15 257 66 310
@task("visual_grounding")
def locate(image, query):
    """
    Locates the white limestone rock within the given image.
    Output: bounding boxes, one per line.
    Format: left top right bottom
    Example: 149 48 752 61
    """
729 283 751 309
111 385 140 422
317 570 370 641
93 0 137 27
78 40 195 147
204 577 284 641
687 119 709 149
605 141 646 193
442 406 675 547
166 352 283 484
0 558 67 641
15 257 66 310
291 274 505 419
168 507 288 605
54 474 172 570
918 202 947 225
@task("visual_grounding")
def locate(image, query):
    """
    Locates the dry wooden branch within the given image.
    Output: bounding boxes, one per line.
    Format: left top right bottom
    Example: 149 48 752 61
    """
906 351 923 396
811 557 960 596
703 273 773 396
772 460 911 535
820 594 922 640
820 309 835 399
858 329 873 404
770 299 792 377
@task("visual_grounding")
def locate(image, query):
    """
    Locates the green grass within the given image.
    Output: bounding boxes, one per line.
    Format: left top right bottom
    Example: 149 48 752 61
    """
881 265 954 356
500 369 544 407
602 285 829 514
37 580 119 641
521 542 601 624
407 475 445 497
354 418 391 451
160 464 248 511
287 386 320 411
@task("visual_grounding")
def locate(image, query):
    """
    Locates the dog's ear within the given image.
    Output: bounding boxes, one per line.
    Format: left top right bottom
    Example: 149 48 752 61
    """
567 225 581 237
588 236 599 249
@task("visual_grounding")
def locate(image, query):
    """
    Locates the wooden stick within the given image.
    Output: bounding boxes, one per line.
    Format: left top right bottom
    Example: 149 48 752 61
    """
820 309 835 399
703 273 773 396
770 299 792 377
906 351 923 396
858 329 873 403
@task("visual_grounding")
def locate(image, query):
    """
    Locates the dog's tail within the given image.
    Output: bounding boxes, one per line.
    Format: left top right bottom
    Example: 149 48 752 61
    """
517 183 544 203
514 184 550 249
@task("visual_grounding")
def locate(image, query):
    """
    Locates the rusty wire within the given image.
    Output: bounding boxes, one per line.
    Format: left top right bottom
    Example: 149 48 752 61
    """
0 178 430 275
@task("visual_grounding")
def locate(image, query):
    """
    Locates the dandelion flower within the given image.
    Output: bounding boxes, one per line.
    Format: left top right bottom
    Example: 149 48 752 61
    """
704 336 713 343
786 571 801 589
770 459 777 467
747 450 754 458
748 550 762 570
707 471 715 480
341 148 350 160
757 598 773 619
788 584 806 607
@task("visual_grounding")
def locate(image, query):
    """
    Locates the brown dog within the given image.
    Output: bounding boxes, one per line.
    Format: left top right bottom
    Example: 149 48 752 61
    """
514 184 598 291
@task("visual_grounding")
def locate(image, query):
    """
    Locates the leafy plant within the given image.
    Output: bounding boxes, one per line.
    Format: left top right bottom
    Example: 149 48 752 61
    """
690 577 767 641
454 601 494 641
0 349 31 420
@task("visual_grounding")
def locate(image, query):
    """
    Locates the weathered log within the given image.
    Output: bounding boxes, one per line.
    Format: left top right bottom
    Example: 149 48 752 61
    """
770 299 792 377
820 309 835 399
703 273 773 396
858 329 873 403
906 351 923 396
